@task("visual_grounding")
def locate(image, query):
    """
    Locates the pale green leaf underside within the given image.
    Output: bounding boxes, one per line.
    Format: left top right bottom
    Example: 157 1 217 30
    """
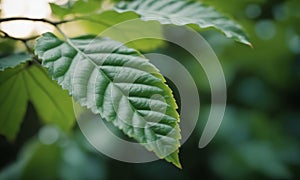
0 65 28 140
78 11 165 51
35 32 181 167
115 0 251 46
24 66 75 130
50 0 102 19
0 53 31 71
0 64 75 140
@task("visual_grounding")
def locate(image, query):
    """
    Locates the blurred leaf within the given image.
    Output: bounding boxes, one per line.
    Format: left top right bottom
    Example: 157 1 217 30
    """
35 32 181 168
0 39 15 56
235 77 276 110
50 3 70 19
0 63 75 140
0 127 106 179
0 53 31 71
22 142 62 179
238 142 291 179
23 66 75 130
0 140 39 180
0 65 28 141
50 0 102 19
79 10 165 51
209 107 297 179
115 0 251 46
71 0 102 14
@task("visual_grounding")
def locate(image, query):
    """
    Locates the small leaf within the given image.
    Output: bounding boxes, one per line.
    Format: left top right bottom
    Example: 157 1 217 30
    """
0 53 31 71
115 0 251 46
35 32 181 167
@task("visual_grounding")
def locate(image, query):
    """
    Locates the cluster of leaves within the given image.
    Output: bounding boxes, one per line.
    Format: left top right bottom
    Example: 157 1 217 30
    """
0 0 250 168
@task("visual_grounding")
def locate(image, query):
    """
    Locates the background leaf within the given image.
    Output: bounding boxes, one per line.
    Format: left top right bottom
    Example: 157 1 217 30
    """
115 0 251 46
0 63 75 140
23 66 75 130
0 65 28 140
50 0 102 19
0 39 16 57
85 11 165 51
0 53 31 71
35 32 181 167
0 126 106 179
61 10 165 51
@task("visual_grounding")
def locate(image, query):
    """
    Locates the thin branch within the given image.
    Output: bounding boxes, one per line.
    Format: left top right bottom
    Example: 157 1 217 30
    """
0 17 76 26
0 16 109 64
0 15 110 28
0 17 83 42
0 17 77 65
0 30 41 64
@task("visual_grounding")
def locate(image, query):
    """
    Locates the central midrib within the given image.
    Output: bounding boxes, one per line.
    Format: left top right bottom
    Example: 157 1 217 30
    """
64 37 175 142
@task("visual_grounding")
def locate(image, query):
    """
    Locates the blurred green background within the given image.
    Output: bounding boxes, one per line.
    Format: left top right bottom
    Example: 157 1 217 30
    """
1 0 300 179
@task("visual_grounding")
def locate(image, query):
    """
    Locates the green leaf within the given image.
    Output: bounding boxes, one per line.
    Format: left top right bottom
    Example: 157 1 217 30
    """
0 64 75 140
0 53 31 71
79 10 165 51
0 138 61 180
49 3 70 19
0 127 106 179
0 39 15 55
0 65 28 140
35 32 181 168
23 66 75 130
115 0 251 46
71 0 102 14
50 0 102 19
22 141 62 179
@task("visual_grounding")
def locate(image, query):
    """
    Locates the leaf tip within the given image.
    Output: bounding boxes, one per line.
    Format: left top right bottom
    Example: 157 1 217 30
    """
249 42 254 49
173 161 183 169
243 40 253 48
165 151 182 169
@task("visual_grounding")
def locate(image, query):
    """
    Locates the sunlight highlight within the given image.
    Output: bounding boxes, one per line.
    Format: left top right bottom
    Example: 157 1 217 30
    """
1 0 55 38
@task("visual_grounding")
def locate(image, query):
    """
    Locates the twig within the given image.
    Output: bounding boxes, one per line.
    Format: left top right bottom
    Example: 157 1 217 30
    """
0 17 76 26
0 17 75 60
0 29 42 64
0 16 109 64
